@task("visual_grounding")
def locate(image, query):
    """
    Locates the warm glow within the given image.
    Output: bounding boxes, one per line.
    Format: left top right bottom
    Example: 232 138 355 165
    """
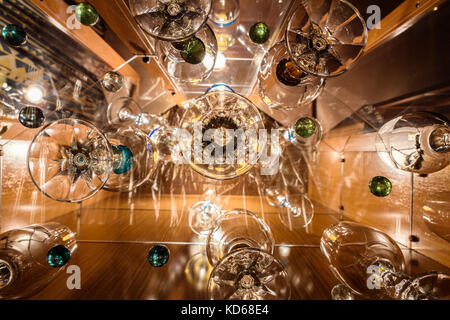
25 84 45 103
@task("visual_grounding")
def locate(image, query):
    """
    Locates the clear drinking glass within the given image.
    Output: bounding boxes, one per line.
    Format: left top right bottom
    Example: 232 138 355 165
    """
0 223 77 299
285 0 367 78
375 112 450 174
206 209 290 300
129 0 212 41
321 221 450 300
27 118 113 202
179 91 265 180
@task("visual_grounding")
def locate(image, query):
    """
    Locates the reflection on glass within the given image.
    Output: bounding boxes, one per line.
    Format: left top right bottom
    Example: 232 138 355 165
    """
206 209 290 300
423 200 450 242
0 223 76 299
286 0 367 78
321 221 450 300
130 0 212 41
189 201 221 235
27 118 112 202
331 284 355 300
258 42 324 110
107 97 142 125
180 91 264 180
265 186 314 230
209 0 240 27
375 112 450 174
156 24 218 83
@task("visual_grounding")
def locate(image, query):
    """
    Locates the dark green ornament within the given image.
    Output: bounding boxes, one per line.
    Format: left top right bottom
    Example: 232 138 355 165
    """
112 145 134 175
369 176 392 197
47 245 71 268
1 24 27 47
249 22 270 44
75 2 99 26
147 245 170 267
18 107 45 128
180 37 206 64
295 117 317 138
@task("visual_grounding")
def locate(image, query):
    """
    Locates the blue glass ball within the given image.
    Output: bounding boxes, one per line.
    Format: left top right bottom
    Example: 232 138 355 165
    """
18 106 45 128
1 24 27 47
147 245 170 267
112 145 134 174
47 245 71 268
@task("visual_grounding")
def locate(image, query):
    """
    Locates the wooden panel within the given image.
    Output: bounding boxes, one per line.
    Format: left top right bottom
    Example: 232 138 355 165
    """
28 0 140 85
26 242 450 300
365 0 445 53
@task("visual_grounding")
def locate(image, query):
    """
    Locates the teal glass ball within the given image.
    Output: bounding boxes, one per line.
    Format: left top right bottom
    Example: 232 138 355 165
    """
18 107 45 128
249 22 270 44
295 117 317 138
369 176 392 197
47 245 71 268
147 245 170 267
112 145 134 175
1 24 27 47
75 2 99 26
180 37 206 65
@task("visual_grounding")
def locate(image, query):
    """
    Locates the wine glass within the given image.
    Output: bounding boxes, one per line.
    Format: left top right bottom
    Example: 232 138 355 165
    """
265 185 314 230
375 112 450 174
27 118 155 201
285 0 367 78
129 0 212 42
258 41 325 110
0 223 76 299
156 24 218 83
179 91 265 180
206 209 290 300
321 221 450 300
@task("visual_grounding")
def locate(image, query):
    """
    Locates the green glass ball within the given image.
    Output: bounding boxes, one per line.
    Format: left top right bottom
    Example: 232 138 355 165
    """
180 37 206 65
1 24 27 47
47 245 71 268
147 245 170 267
369 176 392 197
75 2 99 26
295 117 317 138
249 22 270 44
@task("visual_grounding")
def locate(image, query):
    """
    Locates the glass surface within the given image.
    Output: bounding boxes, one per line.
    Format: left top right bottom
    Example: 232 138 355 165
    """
156 24 218 83
258 41 324 110
209 0 240 27
375 112 450 174
206 209 274 266
286 0 367 78
208 248 290 300
130 0 212 41
0 223 76 299
27 118 112 202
